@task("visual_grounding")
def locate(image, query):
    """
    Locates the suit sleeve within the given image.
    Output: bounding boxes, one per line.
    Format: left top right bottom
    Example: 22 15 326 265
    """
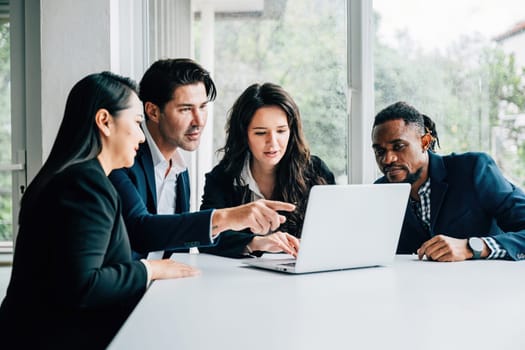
58 170 146 309
474 154 525 260
109 168 213 254
199 168 255 258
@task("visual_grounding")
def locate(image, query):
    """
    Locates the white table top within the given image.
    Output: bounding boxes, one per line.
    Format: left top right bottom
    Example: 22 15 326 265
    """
109 254 525 350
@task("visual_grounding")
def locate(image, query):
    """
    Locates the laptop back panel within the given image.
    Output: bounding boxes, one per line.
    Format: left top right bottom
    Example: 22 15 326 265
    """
243 183 410 274
293 184 409 273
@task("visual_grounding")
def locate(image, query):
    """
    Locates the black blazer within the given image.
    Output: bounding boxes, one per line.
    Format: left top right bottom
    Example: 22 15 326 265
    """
200 155 336 257
376 151 525 259
109 142 214 259
0 159 148 349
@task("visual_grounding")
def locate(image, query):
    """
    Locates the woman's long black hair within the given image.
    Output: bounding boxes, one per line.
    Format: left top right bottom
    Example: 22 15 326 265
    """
20 71 137 217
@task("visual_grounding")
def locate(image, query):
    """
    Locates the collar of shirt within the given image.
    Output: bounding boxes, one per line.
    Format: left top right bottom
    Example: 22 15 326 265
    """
418 178 431 198
142 121 187 175
410 177 432 232
142 121 187 214
237 154 265 201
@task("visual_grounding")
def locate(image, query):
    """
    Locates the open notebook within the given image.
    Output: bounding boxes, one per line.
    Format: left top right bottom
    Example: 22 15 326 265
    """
242 183 410 274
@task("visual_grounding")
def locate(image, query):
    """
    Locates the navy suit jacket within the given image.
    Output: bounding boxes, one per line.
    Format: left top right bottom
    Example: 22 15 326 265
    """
376 151 525 260
109 142 214 259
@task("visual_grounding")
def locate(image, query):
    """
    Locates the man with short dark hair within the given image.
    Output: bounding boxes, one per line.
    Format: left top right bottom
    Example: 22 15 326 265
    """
109 58 298 259
371 101 525 261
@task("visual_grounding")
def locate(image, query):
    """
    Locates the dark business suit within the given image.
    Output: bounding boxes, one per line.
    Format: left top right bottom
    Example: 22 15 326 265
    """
0 159 147 349
200 156 336 257
376 151 525 260
109 141 214 259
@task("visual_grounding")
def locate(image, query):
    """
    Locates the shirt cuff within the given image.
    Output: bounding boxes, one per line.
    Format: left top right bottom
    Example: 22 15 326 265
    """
140 259 152 287
482 237 507 259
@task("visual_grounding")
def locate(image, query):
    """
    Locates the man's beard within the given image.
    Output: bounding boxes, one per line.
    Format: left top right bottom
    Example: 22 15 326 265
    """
386 166 423 184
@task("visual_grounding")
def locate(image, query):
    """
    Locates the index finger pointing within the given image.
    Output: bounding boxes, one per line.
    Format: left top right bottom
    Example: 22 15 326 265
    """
262 200 296 212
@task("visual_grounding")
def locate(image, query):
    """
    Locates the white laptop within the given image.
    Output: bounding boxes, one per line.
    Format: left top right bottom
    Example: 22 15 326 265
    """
242 183 410 274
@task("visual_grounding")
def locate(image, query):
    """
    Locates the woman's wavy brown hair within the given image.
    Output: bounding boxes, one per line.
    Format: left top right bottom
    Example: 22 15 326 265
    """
217 82 327 236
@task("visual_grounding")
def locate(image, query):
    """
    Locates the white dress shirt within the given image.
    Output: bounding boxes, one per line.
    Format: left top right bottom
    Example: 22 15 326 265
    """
142 123 189 261
238 155 265 201
142 122 188 215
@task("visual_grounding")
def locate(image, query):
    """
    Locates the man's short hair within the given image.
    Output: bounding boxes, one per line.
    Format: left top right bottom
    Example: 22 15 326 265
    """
373 101 425 134
139 58 217 112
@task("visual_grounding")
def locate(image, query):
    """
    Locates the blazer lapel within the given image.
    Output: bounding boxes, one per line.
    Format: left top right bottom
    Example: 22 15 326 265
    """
428 151 448 235
137 142 158 207
175 170 190 213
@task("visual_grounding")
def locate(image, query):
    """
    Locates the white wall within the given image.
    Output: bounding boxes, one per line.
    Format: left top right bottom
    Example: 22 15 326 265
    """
25 0 146 177
40 0 112 161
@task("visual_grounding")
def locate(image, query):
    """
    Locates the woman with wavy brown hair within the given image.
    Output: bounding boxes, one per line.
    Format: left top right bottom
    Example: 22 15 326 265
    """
200 82 335 257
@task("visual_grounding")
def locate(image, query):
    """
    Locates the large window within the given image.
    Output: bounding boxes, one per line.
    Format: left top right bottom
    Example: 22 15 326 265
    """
0 9 12 243
0 0 28 247
193 0 349 183
374 0 525 187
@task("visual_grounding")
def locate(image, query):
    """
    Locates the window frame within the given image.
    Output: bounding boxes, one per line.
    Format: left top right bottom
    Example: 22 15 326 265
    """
3 0 33 249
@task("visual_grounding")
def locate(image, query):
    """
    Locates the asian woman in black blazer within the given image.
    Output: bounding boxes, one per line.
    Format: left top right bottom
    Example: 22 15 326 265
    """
0 72 199 349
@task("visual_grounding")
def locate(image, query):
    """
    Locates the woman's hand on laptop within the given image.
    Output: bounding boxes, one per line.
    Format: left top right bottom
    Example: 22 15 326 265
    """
247 232 300 257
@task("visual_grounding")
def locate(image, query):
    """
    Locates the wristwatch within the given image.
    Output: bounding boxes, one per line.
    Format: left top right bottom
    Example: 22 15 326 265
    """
468 237 484 259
